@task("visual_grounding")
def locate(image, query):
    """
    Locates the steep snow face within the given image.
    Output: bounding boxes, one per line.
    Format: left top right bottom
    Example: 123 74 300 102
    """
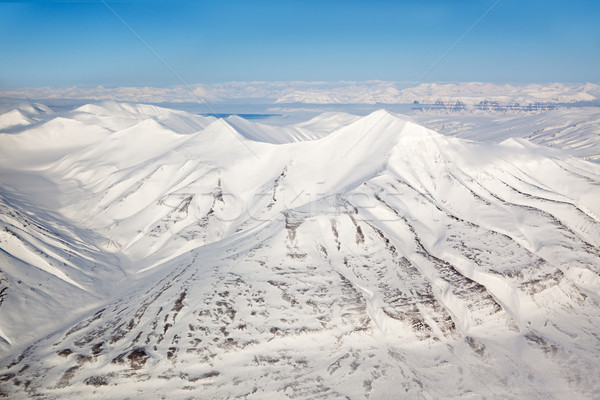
0 188 125 350
0 104 599 399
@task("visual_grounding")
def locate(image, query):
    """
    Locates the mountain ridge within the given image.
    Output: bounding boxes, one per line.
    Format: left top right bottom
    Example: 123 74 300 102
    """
0 103 599 399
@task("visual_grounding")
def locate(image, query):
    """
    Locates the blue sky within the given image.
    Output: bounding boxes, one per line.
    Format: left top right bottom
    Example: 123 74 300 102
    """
1 0 599 87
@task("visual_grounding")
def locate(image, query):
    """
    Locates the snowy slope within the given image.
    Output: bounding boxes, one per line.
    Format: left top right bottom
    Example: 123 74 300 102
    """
0 186 125 351
411 107 600 162
0 103 53 131
0 104 599 399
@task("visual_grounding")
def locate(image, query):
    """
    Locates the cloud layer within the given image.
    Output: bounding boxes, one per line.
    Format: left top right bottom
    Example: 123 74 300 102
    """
2 81 598 106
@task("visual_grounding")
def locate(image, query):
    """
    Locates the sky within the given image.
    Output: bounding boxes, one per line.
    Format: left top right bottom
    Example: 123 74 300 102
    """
0 0 599 88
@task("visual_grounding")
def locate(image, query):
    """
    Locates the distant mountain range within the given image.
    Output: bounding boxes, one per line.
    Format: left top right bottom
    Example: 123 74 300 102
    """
2 82 599 107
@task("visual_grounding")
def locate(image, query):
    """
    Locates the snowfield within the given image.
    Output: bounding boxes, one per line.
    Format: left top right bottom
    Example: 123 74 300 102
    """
0 101 599 399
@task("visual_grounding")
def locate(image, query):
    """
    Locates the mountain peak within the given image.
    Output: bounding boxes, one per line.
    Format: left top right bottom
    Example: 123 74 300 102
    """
1 102 600 399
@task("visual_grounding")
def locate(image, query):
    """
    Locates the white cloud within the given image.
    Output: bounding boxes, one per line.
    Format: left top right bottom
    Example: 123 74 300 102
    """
1 81 597 106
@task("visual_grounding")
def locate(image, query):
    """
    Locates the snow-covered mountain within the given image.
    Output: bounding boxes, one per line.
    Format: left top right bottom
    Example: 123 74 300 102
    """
410 107 600 162
275 82 600 107
0 102 599 399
